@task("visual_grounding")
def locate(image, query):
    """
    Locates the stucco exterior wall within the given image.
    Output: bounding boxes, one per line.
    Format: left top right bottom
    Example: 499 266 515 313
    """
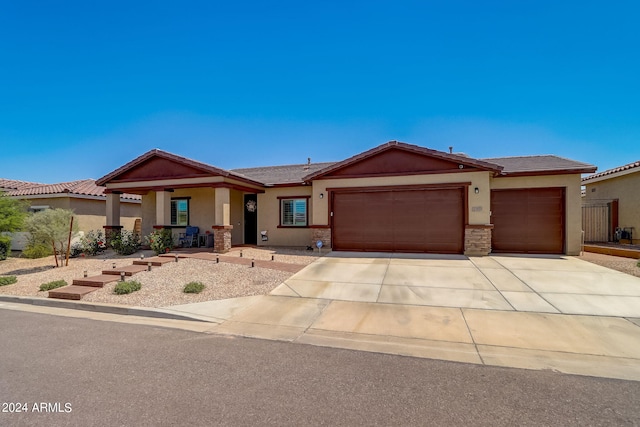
257 186 313 247
490 174 583 255
584 172 640 243
311 171 493 226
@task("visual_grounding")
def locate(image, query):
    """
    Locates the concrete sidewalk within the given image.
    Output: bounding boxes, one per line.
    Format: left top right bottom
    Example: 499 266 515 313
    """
164 252 640 381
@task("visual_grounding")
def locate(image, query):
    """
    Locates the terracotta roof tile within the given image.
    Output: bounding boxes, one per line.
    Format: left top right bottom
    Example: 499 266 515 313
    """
0 178 44 191
582 160 640 183
1 178 140 201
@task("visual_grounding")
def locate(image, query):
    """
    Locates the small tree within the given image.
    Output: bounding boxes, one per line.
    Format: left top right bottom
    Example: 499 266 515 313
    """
24 209 78 267
0 192 29 260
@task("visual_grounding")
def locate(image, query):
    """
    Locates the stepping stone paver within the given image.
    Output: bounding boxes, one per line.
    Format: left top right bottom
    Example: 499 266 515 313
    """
48 285 98 300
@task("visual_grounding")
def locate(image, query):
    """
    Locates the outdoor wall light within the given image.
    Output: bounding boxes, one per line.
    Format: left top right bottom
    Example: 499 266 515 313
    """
474 187 480 194
319 193 324 199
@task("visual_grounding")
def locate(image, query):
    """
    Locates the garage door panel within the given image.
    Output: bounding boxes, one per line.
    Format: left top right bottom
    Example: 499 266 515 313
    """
491 188 564 254
332 188 464 253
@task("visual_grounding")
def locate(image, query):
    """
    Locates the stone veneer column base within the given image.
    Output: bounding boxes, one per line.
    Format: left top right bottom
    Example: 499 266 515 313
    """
212 226 233 253
311 226 331 250
464 225 493 256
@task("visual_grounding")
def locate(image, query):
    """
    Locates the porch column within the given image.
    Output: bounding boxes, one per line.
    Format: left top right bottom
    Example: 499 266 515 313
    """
105 192 121 227
104 192 123 246
155 190 172 227
212 187 233 253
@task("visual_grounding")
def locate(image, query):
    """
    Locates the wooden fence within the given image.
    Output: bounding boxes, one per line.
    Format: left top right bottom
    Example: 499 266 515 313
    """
582 204 609 242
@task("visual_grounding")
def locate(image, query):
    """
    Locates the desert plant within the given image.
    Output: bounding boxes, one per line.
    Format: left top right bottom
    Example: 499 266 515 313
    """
22 242 54 259
114 280 142 295
183 281 205 294
39 280 68 291
24 209 78 267
0 191 28 233
109 230 140 256
79 230 106 256
0 275 17 286
145 229 174 255
0 235 10 261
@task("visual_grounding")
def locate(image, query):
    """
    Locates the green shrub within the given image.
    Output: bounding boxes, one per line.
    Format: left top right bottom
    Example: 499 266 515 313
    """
0 276 17 286
80 230 106 256
114 280 142 295
22 243 53 259
110 230 140 256
39 280 68 291
0 235 11 261
144 229 174 255
183 281 205 294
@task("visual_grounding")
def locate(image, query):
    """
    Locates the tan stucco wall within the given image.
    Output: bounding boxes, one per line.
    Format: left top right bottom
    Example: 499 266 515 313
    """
257 186 313 247
584 172 640 243
490 174 583 255
311 171 493 226
140 188 247 244
22 197 140 234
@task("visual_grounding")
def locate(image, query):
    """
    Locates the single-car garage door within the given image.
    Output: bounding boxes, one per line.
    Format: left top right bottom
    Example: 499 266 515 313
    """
491 188 565 254
332 187 465 253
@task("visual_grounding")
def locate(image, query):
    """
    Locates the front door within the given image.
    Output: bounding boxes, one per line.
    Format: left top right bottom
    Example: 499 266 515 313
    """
244 194 258 245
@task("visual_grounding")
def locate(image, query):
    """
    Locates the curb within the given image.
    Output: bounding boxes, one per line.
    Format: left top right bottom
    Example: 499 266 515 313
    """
0 295 215 323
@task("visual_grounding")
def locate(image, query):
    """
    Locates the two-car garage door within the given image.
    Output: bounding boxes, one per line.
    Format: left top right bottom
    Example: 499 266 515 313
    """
332 187 465 253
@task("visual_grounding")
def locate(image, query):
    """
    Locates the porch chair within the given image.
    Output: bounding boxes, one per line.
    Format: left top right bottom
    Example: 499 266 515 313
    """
179 226 200 247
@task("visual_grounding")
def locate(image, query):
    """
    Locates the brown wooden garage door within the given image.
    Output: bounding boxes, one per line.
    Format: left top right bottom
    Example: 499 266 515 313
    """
332 187 465 253
491 188 565 254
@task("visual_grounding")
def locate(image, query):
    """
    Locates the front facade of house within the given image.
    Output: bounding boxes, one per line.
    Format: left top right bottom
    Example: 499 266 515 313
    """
582 161 640 244
96 141 596 256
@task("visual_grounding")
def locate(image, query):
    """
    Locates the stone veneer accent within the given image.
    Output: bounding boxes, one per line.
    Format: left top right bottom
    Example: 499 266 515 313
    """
464 225 493 256
311 227 331 250
212 226 233 253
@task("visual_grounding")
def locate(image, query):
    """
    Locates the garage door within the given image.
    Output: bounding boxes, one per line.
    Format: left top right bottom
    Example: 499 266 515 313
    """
491 188 565 254
332 187 465 253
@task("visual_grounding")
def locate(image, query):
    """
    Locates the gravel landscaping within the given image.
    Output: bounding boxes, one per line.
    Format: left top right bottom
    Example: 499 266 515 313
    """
0 247 320 308
578 251 640 278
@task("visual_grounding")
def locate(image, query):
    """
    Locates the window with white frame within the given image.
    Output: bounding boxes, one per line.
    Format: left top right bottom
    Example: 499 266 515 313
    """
171 199 189 226
280 198 308 226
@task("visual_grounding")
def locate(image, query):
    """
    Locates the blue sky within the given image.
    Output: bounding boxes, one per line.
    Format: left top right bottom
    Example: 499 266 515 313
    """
1 1 638 183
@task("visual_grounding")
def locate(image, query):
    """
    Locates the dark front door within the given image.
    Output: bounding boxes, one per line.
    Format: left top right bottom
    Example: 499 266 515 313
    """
244 194 258 245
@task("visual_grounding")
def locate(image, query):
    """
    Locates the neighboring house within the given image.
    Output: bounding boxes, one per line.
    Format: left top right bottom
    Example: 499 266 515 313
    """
0 178 141 250
96 141 595 256
582 161 640 244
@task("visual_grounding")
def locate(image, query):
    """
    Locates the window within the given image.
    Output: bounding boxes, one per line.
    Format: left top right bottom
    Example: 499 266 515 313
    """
171 199 189 226
280 198 308 227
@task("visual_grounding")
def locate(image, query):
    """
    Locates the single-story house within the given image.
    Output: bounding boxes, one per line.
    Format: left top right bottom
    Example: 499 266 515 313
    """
96 141 595 256
582 160 640 244
0 178 141 249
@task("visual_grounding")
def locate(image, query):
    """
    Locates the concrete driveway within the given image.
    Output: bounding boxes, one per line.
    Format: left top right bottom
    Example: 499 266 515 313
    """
167 252 640 382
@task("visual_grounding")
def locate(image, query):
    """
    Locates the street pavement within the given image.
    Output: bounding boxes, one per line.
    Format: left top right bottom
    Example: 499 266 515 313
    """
1 310 639 427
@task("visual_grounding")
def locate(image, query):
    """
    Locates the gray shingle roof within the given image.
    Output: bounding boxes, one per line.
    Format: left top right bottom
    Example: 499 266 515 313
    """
482 155 596 175
232 162 337 185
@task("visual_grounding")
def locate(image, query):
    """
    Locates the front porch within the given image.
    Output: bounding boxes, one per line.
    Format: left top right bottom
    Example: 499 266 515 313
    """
96 149 265 253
